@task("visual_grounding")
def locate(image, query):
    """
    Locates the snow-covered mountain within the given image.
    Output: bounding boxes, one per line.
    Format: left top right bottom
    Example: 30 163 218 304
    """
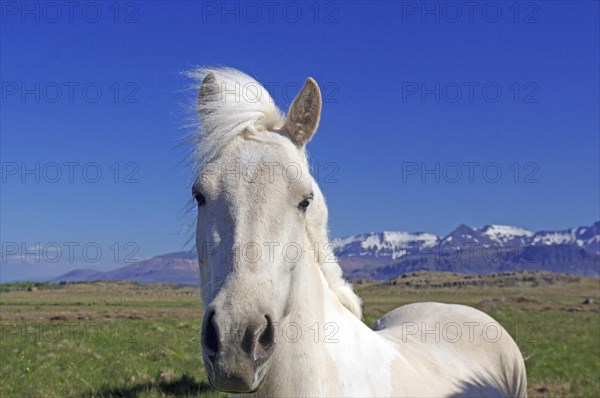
334 222 600 256
531 222 600 252
480 224 534 245
334 222 600 279
332 231 438 260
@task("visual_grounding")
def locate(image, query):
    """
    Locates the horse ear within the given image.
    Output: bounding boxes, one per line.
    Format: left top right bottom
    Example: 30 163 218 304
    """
198 72 217 119
284 77 322 146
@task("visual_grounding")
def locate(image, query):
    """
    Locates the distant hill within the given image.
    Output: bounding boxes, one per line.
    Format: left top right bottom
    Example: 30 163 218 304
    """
54 251 199 285
53 222 600 284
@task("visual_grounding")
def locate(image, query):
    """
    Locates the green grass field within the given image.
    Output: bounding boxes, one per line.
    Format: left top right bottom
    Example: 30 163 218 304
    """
1 273 598 397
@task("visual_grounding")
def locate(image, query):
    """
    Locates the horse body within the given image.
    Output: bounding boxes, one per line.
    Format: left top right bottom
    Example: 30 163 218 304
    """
189 67 527 397
374 303 527 397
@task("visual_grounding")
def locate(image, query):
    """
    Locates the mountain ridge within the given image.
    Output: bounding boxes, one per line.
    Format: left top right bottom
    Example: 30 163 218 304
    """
53 222 600 284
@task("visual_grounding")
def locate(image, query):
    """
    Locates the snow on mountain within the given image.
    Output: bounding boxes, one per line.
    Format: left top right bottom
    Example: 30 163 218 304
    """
532 231 577 245
361 231 438 254
577 222 600 253
332 231 438 260
532 222 600 252
479 224 534 245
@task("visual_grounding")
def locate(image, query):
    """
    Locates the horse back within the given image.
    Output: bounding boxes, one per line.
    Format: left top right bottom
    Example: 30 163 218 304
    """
374 302 527 397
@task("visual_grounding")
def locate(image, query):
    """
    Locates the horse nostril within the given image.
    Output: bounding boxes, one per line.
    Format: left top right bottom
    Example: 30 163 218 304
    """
258 315 275 352
202 310 219 363
241 315 276 364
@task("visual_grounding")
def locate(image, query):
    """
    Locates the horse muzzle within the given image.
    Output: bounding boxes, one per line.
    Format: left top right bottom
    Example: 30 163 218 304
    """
201 307 276 393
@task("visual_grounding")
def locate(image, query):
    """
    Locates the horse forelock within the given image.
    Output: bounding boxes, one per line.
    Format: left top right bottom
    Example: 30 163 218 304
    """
186 67 286 171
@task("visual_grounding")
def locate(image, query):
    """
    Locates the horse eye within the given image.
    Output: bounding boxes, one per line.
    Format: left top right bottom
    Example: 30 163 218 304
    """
298 195 313 213
194 193 206 207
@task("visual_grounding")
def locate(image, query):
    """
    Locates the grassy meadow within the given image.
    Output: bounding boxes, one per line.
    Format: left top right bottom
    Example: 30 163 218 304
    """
1 273 598 397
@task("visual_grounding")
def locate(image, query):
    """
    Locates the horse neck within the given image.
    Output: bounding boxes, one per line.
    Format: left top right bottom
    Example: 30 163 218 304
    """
258 250 382 396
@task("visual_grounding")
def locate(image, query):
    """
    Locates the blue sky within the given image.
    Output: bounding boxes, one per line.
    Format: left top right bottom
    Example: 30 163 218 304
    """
1 1 599 280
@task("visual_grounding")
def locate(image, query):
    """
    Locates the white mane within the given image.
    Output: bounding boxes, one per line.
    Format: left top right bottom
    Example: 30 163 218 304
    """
186 67 286 168
187 67 362 318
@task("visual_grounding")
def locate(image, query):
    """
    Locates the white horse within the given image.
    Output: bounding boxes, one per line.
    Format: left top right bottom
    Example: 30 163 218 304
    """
189 67 527 397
